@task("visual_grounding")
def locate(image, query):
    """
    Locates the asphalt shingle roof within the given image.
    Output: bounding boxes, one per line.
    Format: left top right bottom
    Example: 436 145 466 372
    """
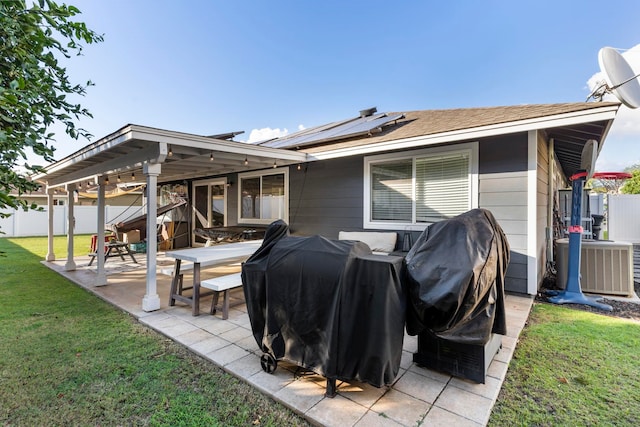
294 102 619 154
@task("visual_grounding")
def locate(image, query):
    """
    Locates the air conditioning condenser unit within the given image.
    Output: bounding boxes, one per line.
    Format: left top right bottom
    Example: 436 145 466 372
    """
556 238 634 297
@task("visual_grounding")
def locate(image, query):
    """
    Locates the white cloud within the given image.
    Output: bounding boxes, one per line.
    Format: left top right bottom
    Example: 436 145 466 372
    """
245 127 290 143
589 44 640 171
297 124 306 131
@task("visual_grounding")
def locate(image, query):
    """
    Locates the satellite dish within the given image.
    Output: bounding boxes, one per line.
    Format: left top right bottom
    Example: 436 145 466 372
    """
598 47 640 109
580 139 597 180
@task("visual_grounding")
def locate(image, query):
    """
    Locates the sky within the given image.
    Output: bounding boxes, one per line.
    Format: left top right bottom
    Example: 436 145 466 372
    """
42 0 640 172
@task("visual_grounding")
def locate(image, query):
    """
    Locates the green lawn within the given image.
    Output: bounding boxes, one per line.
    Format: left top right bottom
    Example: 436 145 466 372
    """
489 303 640 426
0 236 309 426
3 235 639 426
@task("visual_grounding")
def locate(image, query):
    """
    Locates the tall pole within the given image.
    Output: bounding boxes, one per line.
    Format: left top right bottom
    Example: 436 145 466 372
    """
142 163 161 312
64 183 76 271
45 187 55 261
548 171 612 311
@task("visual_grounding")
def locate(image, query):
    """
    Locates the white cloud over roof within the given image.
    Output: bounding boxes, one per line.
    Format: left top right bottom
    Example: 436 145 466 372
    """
246 127 290 143
244 124 307 144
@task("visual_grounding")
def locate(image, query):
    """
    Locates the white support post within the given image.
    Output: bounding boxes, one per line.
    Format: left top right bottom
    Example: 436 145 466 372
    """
142 163 161 312
65 183 77 271
46 187 56 261
95 176 107 286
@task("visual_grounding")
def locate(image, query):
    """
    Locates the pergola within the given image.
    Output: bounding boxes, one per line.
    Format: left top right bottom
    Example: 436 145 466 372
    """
33 124 307 311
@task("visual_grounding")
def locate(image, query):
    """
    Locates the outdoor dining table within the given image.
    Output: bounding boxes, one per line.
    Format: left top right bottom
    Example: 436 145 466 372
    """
166 240 264 316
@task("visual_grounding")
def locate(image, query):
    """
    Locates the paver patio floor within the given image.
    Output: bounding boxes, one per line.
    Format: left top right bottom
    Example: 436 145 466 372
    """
43 253 533 427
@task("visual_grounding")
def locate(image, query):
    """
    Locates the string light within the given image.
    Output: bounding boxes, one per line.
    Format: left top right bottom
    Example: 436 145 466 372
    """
297 164 301 171
244 157 248 166
168 145 173 156
131 172 135 181
210 152 214 161
117 175 121 183
104 176 109 184
273 161 277 168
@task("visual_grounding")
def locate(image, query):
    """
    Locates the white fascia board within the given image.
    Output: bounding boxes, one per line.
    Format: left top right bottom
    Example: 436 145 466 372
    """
45 143 167 186
33 125 136 181
129 126 307 162
307 106 619 161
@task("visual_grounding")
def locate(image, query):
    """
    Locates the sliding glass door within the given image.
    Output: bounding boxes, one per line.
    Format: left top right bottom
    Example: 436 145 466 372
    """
192 179 227 244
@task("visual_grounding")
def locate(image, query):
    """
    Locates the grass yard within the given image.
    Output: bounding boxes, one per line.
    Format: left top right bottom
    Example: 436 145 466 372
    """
489 303 640 426
0 236 309 426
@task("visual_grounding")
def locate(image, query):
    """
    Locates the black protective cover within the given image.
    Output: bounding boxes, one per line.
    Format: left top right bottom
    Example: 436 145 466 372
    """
404 208 510 345
242 221 406 387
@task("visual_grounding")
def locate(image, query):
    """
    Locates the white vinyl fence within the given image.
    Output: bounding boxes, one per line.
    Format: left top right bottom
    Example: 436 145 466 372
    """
0 205 144 237
608 194 640 243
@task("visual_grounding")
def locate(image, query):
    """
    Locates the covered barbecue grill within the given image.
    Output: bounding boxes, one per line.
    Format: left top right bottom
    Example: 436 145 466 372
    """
404 208 510 382
242 220 406 397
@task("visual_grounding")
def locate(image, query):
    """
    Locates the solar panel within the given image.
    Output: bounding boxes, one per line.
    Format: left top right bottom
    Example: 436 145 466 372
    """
258 112 404 149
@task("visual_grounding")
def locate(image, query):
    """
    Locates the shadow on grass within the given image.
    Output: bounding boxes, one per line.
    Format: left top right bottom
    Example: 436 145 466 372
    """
0 237 310 427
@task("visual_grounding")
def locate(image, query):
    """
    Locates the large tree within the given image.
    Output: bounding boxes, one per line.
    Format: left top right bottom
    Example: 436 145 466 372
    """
0 0 102 221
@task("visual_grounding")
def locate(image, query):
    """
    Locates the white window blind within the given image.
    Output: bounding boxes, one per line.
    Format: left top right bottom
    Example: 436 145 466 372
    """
368 150 471 226
415 153 470 222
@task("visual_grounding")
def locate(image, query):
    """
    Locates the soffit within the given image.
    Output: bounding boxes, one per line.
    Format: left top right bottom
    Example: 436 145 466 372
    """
33 124 307 188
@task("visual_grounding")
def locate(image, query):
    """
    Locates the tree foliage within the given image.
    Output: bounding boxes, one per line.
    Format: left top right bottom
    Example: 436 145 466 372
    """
0 0 102 219
621 169 640 194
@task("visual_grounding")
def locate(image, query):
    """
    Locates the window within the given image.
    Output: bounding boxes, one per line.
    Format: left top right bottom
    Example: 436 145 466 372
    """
364 143 478 230
238 167 288 224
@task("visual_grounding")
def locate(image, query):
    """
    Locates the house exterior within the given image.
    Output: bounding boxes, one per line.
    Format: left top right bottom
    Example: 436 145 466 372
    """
33 102 620 310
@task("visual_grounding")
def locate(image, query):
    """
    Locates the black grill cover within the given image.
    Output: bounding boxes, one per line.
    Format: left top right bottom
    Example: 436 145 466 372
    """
404 209 510 345
242 221 406 387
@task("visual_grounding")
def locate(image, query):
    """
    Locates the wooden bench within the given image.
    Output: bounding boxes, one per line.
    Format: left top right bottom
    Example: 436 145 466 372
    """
200 272 244 319
159 259 242 276
159 260 240 294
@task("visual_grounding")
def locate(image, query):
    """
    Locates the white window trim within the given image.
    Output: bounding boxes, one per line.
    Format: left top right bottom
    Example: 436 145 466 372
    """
363 142 478 230
191 177 228 227
237 167 289 225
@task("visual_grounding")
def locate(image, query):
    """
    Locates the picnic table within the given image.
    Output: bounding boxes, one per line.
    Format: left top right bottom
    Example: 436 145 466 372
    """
166 240 263 316
88 241 137 266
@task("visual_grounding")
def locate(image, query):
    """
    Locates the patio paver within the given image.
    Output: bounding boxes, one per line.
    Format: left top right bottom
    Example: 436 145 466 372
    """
43 254 534 426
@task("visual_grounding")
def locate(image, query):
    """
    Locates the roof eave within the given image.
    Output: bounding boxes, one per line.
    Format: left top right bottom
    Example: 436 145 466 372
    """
306 104 620 160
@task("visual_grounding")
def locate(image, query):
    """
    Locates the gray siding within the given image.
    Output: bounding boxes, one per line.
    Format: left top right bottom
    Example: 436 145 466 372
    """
289 157 364 238
192 133 535 294
479 134 528 174
289 133 532 294
479 133 529 294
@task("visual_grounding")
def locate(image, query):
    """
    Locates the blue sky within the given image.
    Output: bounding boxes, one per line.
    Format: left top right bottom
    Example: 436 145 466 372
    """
49 0 640 171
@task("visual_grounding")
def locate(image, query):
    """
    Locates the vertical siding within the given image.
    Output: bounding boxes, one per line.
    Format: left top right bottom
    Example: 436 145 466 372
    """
608 194 640 243
479 133 529 294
